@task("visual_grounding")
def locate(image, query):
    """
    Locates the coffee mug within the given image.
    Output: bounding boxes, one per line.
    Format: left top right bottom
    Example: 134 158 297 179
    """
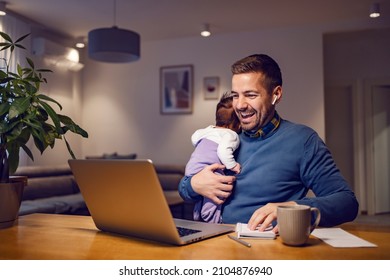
277 205 321 246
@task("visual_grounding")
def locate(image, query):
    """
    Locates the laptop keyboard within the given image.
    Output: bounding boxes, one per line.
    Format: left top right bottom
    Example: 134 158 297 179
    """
176 226 201 237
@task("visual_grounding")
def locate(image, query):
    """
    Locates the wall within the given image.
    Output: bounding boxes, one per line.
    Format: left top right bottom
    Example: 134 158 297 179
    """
81 26 324 165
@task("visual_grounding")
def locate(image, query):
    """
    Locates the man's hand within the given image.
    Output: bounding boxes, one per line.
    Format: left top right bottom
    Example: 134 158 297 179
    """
248 201 298 233
191 163 235 204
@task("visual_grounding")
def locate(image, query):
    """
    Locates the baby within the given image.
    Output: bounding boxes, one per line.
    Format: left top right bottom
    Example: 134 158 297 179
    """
185 92 241 223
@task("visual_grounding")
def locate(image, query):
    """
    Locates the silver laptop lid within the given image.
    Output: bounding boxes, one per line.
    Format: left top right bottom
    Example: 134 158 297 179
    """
69 159 184 244
68 159 234 245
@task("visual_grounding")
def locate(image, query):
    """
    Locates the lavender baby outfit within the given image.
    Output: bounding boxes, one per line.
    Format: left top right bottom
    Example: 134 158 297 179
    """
185 126 240 223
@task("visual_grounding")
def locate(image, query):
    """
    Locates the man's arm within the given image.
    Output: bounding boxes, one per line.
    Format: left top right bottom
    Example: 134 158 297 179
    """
297 132 359 227
178 163 235 204
248 131 359 231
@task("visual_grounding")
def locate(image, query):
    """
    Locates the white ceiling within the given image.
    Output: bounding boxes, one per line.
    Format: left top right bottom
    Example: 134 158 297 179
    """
4 0 390 42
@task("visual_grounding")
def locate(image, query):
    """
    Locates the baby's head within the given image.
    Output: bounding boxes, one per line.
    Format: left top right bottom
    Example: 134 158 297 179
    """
215 92 241 133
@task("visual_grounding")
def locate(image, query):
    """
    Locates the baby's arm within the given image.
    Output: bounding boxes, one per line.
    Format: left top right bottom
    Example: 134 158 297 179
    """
230 163 241 174
217 131 240 172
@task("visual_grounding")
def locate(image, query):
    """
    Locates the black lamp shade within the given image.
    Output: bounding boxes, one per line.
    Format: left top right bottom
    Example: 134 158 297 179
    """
88 26 140 63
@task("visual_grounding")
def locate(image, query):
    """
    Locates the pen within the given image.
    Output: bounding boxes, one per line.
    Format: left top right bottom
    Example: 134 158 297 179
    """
228 234 251 248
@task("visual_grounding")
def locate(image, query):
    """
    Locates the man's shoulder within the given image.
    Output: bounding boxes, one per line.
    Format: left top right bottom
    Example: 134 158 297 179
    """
279 119 317 137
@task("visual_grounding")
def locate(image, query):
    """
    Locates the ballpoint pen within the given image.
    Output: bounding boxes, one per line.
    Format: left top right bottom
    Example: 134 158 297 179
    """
228 234 251 248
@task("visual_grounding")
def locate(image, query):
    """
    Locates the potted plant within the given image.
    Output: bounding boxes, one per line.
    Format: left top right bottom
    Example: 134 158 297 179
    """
0 31 88 229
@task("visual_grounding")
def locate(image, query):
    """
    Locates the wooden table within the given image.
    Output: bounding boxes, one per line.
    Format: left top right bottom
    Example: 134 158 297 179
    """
0 214 389 260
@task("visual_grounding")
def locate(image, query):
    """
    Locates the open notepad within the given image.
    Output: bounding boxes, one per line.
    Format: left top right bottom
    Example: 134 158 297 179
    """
236 223 276 239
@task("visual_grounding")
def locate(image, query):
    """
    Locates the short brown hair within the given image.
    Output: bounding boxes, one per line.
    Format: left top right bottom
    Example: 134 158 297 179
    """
215 92 240 133
231 54 282 94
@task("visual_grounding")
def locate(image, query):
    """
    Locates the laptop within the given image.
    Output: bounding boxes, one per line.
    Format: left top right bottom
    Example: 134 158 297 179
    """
68 159 234 245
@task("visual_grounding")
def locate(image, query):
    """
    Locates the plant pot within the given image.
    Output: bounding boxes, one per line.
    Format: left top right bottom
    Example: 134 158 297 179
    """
0 176 26 229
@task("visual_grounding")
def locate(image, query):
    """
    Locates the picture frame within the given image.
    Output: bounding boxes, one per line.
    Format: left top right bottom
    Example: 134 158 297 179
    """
160 65 193 114
203 76 220 100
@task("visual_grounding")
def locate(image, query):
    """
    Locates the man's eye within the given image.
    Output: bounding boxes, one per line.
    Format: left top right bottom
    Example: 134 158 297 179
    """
246 94 257 99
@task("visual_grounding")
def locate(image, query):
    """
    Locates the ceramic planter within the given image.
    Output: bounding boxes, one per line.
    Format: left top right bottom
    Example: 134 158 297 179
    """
0 176 26 229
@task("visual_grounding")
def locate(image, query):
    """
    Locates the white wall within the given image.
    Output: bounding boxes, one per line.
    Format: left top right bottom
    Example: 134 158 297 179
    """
81 26 325 165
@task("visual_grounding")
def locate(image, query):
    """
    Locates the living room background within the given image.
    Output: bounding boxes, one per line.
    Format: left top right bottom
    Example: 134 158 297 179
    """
1 11 389 169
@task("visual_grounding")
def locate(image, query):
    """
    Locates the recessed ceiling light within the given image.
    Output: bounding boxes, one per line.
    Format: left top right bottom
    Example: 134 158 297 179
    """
200 23 211 37
370 3 380 18
0 2 7 16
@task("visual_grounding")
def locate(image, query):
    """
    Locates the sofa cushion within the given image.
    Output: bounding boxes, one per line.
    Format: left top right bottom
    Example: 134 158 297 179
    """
19 193 86 215
14 165 79 200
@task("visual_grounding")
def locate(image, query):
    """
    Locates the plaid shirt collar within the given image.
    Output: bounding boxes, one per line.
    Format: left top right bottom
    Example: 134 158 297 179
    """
244 111 281 139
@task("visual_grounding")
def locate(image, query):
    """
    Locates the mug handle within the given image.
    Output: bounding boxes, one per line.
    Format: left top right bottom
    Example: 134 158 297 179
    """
310 207 321 232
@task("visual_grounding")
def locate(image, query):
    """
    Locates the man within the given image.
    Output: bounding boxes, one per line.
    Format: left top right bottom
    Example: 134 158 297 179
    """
179 54 359 232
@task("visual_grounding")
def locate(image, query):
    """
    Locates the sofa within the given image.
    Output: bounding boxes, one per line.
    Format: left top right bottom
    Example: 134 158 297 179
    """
15 162 194 220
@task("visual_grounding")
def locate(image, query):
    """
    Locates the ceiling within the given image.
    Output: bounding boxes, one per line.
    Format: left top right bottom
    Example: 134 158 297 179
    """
4 0 390 42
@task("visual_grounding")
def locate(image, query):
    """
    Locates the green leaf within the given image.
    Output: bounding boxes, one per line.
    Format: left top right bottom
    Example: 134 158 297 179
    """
8 123 23 140
36 94 62 110
36 69 53 73
6 142 20 174
38 101 62 133
14 33 30 44
31 127 47 154
26 57 35 69
14 44 26 50
0 31 13 43
21 144 34 161
0 102 10 116
58 114 88 138
8 97 31 119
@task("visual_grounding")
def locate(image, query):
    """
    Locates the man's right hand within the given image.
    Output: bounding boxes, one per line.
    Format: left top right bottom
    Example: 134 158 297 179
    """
190 163 236 204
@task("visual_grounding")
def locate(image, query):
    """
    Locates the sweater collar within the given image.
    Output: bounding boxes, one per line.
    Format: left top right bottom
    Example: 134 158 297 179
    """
244 111 281 139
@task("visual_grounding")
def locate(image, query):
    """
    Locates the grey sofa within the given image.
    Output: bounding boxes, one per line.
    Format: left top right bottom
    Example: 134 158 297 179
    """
15 163 193 219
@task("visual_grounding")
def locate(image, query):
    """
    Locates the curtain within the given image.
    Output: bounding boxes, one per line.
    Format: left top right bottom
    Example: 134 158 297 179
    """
0 14 31 72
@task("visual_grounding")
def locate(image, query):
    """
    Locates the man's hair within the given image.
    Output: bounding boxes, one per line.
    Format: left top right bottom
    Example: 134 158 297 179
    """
215 92 240 133
231 54 282 94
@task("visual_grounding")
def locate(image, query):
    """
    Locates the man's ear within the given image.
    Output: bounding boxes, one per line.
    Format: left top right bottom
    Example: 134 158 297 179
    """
272 86 282 105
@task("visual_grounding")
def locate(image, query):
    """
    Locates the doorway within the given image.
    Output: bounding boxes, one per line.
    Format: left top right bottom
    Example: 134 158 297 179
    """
325 79 390 215
364 81 390 214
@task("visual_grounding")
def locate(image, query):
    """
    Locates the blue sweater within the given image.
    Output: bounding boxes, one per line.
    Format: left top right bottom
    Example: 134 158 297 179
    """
179 119 359 227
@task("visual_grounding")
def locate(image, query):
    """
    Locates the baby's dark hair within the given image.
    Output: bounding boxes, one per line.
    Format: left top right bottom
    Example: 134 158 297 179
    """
215 92 241 133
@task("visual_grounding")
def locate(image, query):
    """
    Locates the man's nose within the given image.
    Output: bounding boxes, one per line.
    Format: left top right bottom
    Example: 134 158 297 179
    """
235 96 247 110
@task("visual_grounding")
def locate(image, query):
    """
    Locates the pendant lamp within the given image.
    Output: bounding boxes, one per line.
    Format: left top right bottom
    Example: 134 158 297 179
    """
88 0 140 63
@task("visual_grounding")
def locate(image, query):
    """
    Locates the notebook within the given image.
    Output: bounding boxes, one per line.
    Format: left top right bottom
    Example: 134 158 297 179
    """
68 159 234 245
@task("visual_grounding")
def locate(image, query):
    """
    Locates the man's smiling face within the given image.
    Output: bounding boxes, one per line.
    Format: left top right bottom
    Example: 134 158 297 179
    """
231 72 277 132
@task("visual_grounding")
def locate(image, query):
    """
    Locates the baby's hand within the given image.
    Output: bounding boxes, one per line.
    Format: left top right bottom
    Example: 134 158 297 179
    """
231 163 241 174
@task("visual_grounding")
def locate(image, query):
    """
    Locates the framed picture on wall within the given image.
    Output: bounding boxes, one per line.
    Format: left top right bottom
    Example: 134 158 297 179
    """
160 65 193 114
203 76 220 100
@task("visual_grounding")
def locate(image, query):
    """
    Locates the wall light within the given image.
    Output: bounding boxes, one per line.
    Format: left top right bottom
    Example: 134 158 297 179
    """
200 23 211 37
0 1 7 16
370 3 380 18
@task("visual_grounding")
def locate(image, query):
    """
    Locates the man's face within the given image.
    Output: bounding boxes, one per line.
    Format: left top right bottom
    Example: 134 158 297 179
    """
231 72 276 132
